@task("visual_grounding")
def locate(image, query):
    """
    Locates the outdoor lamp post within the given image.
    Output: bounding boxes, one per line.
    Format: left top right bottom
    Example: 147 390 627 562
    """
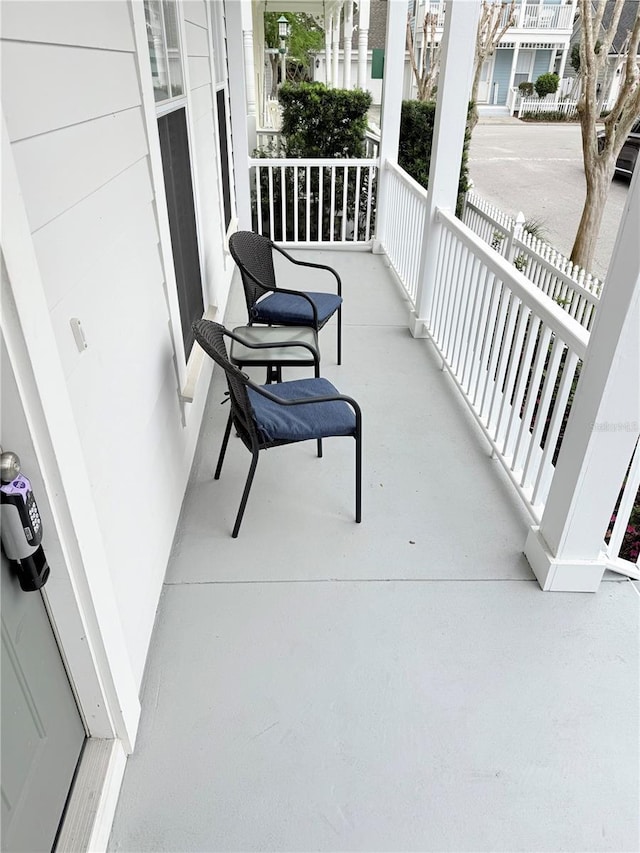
277 15 290 86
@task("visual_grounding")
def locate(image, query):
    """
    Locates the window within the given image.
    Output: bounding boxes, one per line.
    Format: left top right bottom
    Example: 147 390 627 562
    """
158 109 204 356
143 0 204 358
513 49 534 87
145 0 184 102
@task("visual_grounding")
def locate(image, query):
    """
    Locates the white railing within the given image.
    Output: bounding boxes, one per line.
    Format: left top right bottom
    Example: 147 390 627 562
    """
426 1 446 26
249 158 378 246
428 209 589 520
381 161 428 305
463 192 513 251
464 193 602 329
518 97 578 119
512 230 600 329
255 129 284 155
519 3 574 29
605 438 640 578
364 127 381 159
506 86 519 114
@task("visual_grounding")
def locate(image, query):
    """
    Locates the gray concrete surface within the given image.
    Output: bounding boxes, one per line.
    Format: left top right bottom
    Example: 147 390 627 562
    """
108 252 639 853
468 121 630 281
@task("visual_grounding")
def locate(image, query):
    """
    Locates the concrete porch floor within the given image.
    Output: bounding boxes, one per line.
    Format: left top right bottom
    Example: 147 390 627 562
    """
109 250 639 852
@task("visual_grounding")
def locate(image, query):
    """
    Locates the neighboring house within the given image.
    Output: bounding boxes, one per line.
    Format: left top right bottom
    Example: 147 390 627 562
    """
568 0 640 109
250 0 578 115
407 0 578 106
1 1 637 850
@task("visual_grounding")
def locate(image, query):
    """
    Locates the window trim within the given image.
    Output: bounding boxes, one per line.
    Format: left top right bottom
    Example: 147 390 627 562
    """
131 0 191 393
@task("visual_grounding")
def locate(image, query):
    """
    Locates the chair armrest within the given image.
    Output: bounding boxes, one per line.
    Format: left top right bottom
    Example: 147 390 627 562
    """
272 244 342 296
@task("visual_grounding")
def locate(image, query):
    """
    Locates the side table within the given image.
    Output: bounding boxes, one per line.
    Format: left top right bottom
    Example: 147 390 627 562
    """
229 326 320 383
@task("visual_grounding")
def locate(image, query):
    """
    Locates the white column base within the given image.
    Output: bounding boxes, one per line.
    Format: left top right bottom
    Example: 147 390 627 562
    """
408 312 428 338
524 527 605 592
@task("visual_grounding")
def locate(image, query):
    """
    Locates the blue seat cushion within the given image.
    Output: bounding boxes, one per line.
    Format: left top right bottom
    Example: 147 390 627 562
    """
251 291 342 327
247 378 356 443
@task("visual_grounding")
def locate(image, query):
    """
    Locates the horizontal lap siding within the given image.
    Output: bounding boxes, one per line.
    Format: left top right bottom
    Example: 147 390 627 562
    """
1 0 218 686
533 50 553 80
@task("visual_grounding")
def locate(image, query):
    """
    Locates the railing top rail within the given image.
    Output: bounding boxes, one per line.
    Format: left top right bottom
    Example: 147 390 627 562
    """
249 157 380 168
437 207 590 359
384 159 429 202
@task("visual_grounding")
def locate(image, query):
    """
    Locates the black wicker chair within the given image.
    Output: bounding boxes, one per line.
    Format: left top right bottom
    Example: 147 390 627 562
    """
193 320 361 538
228 230 343 364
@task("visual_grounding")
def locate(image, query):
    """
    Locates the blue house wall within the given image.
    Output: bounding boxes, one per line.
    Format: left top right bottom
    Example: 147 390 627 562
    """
533 50 553 80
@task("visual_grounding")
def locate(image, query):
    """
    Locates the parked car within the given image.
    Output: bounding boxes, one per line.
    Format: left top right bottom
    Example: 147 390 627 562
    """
597 119 640 179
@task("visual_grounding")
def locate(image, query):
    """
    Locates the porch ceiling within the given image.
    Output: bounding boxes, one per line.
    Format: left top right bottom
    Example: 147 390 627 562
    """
108 250 639 853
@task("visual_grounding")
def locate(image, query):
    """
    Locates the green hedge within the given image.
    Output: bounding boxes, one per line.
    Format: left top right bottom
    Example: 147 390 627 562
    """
278 82 372 158
398 100 471 216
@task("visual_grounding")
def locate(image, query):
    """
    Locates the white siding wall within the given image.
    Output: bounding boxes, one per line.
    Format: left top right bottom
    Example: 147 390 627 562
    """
1 0 232 687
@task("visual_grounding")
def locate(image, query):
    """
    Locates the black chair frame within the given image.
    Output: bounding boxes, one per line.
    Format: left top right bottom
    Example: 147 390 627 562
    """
193 320 361 538
229 231 343 364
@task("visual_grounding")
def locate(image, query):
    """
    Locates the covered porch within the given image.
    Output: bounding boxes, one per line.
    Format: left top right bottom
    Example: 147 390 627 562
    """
108 249 639 851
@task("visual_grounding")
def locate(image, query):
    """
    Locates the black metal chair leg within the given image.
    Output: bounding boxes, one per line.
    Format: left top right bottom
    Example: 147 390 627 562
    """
232 450 259 538
317 439 323 458
337 305 342 365
355 428 362 523
215 413 233 480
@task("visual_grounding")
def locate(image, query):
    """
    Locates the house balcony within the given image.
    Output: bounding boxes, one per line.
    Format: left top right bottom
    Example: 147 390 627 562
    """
107 243 639 852
421 1 576 32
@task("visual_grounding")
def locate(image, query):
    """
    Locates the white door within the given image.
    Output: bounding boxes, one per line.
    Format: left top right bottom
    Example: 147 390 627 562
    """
1 344 86 852
477 56 494 103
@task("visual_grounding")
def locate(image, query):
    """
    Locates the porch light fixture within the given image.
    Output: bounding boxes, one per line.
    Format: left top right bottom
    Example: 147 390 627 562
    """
277 15 290 39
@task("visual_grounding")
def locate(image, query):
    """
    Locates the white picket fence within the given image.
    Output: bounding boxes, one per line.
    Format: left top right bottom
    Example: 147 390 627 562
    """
463 192 602 329
517 97 579 119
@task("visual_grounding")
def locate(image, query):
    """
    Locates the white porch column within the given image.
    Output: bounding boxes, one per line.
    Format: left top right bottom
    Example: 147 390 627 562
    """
371 0 406 253
241 0 257 149
557 44 569 82
524 166 640 592
325 10 333 86
343 0 354 89
507 44 520 96
410 0 480 334
332 6 341 89
224 0 252 228
357 0 370 90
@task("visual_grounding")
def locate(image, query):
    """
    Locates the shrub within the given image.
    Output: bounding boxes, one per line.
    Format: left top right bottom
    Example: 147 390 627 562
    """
278 82 372 158
252 83 375 241
398 100 471 216
534 72 560 99
521 110 573 122
518 81 534 97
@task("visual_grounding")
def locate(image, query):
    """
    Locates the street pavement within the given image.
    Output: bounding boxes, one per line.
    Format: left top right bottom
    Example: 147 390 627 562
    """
468 120 629 281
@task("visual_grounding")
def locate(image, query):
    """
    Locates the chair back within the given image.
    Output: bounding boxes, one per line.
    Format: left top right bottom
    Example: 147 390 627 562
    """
192 320 260 450
229 231 277 316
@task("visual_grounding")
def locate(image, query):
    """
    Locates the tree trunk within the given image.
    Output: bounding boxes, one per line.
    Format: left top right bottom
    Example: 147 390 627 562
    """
570 159 612 271
469 58 483 131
